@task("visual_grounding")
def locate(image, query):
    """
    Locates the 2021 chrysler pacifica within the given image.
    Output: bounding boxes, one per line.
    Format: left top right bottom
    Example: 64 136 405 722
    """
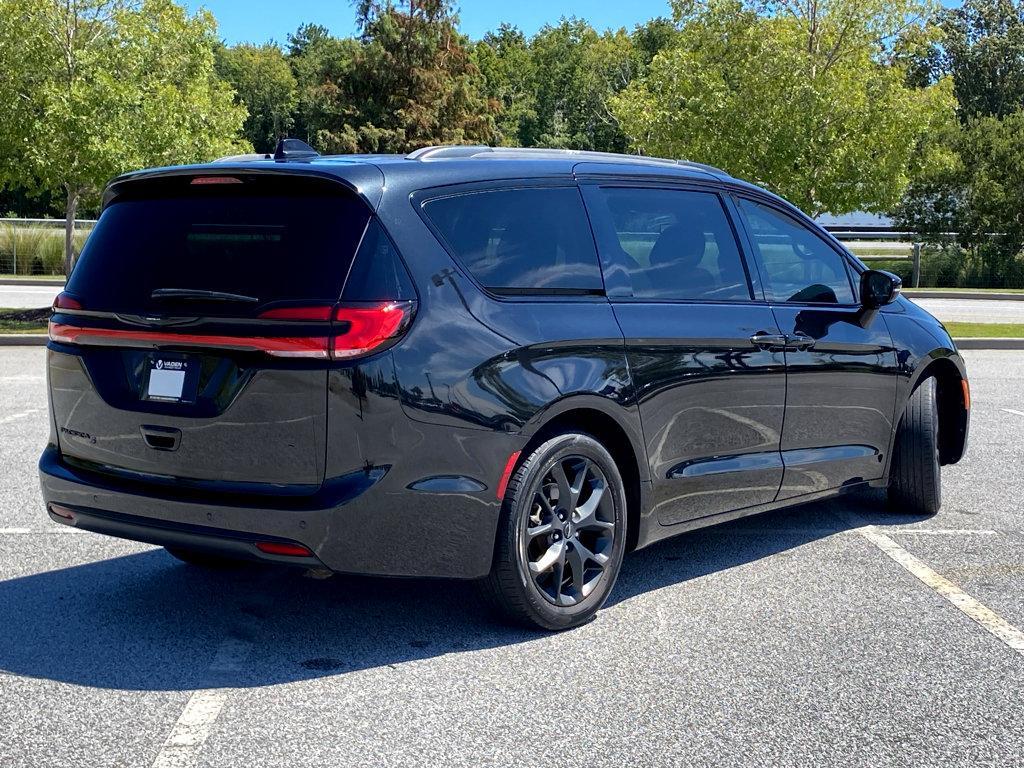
39 141 970 629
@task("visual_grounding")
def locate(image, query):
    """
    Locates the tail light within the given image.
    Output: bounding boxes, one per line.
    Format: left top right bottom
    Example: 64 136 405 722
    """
52 292 82 311
49 300 415 360
332 302 413 359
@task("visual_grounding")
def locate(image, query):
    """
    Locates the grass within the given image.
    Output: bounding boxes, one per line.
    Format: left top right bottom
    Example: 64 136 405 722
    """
943 322 1024 338
0 307 49 334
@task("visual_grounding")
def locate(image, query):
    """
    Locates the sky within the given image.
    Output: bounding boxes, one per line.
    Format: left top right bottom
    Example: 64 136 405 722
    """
182 0 677 45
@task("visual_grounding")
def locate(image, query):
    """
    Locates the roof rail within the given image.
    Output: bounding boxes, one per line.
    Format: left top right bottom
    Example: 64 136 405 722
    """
403 144 728 176
212 152 273 163
406 145 494 160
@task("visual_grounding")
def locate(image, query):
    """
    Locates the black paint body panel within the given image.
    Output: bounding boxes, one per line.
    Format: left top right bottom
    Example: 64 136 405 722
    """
39 153 969 578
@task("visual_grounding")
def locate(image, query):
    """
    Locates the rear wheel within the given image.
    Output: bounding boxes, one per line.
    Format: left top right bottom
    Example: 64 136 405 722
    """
888 377 941 515
483 433 627 631
164 546 253 569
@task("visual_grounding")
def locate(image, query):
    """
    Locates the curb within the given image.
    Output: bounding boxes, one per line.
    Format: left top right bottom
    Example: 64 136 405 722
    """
951 337 1024 350
0 334 48 345
0 279 64 287
905 290 1024 301
3 334 1024 350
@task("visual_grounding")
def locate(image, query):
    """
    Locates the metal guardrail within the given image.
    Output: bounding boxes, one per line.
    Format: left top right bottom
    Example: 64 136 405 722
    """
824 226 922 288
0 218 96 276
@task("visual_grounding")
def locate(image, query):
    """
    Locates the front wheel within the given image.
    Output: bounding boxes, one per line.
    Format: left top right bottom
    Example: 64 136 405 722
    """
888 377 941 515
483 433 627 631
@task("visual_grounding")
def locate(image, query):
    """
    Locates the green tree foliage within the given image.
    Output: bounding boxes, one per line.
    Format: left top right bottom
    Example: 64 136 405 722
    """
286 24 360 147
894 0 1024 285
0 0 248 271
939 0 1024 120
472 24 537 146
314 0 496 153
610 0 954 216
215 42 298 153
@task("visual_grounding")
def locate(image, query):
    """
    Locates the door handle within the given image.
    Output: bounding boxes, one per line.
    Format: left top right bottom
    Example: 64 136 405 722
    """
786 332 816 351
749 332 788 351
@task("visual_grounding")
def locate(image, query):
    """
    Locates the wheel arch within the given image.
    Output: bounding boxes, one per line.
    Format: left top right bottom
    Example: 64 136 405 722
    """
907 354 969 466
519 397 648 552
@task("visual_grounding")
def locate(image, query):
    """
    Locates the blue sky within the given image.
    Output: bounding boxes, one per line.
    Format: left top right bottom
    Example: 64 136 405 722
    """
183 0 676 45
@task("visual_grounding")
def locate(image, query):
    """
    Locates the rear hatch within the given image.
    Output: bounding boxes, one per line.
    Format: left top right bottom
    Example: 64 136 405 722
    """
48 172 373 492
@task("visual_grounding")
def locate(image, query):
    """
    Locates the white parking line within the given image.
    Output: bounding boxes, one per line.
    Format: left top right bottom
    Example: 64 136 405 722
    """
152 637 255 767
1001 408 1024 418
850 520 1024 656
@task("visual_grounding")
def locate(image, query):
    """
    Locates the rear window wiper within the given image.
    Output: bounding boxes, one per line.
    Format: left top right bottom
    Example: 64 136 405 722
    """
150 288 260 304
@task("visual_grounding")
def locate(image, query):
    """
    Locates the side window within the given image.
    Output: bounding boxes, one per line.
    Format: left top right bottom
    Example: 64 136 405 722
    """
343 219 415 301
589 187 752 301
736 198 855 304
420 187 602 294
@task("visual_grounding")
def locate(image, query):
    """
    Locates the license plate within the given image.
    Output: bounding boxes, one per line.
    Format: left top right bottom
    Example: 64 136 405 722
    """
144 357 194 403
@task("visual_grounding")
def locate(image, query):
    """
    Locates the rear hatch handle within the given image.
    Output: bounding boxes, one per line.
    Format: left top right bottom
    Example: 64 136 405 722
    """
140 425 182 452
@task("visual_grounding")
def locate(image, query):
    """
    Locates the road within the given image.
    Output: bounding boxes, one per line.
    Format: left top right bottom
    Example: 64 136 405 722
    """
0 348 1022 766
4 283 1024 326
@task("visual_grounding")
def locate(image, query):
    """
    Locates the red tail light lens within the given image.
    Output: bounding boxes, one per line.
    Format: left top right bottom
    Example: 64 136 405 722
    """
258 305 333 321
333 301 414 359
52 292 82 311
255 541 313 557
190 176 242 185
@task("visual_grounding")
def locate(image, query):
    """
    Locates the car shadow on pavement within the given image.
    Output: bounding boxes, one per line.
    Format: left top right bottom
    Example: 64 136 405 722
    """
0 488 928 692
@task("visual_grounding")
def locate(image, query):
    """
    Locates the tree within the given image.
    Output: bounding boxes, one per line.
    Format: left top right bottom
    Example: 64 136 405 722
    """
938 0 1024 120
894 114 1024 286
0 0 248 273
610 0 954 216
286 24 360 148
321 0 496 153
472 25 536 146
526 19 639 152
215 42 298 153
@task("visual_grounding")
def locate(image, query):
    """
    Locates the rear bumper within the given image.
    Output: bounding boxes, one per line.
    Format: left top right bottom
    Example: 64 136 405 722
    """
38 445 502 578
46 502 326 568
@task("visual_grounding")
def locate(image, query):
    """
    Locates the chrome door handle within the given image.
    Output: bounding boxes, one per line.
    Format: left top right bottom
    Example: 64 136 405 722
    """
749 332 788 351
787 332 816 351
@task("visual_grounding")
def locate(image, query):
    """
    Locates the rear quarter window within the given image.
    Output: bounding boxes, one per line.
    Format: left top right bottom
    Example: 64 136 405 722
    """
420 186 603 295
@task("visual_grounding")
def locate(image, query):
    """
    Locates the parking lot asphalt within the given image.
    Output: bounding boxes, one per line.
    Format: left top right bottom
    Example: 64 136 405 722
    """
0 347 1022 767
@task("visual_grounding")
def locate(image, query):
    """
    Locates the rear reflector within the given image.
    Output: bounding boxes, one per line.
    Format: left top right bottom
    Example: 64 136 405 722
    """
52 292 82 311
496 450 522 501
190 176 242 185
47 503 76 521
255 541 313 557
962 379 971 410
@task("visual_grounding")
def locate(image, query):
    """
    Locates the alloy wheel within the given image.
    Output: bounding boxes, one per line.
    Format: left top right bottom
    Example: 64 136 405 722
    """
521 454 617 607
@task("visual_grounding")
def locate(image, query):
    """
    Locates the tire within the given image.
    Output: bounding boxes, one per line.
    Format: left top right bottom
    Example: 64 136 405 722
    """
888 377 941 515
483 432 627 631
164 546 253 569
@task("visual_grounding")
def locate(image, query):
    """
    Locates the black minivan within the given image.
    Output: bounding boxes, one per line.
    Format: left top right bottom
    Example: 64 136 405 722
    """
40 142 970 630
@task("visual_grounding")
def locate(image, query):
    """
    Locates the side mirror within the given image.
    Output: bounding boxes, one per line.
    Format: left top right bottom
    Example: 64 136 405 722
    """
860 269 902 308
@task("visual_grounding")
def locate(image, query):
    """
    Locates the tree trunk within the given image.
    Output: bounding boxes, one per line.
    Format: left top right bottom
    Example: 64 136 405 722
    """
63 188 80 277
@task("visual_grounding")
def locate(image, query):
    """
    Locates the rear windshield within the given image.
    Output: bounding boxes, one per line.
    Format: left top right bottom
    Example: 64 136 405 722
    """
67 175 371 315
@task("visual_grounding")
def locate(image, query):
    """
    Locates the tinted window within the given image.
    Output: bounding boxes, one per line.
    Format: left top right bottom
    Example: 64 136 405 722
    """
592 187 751 301
343 220 415 301
67 177 371 315
421 187 602 294
737 198 855 304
